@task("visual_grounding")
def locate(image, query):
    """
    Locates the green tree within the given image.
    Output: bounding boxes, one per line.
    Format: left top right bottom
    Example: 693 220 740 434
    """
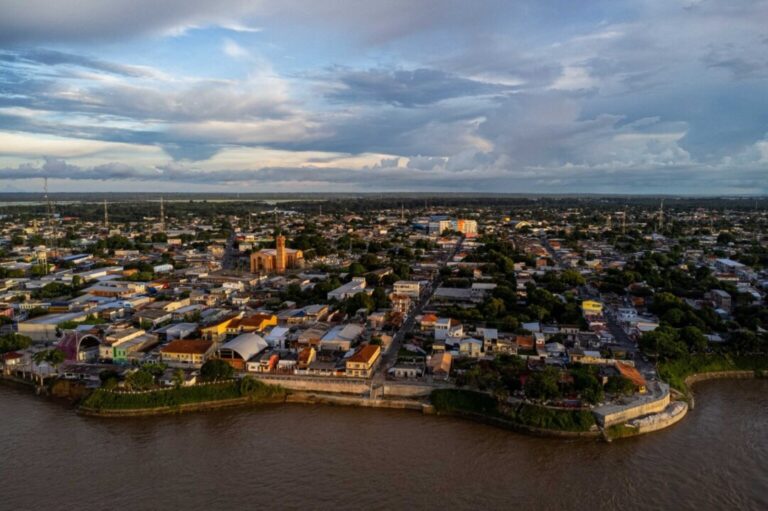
125 369 155 390
525 366 562 401
0 333 31 354
200 359 234 381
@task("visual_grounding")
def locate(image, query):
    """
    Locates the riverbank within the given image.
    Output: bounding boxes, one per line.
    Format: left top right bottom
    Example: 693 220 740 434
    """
429 389 602 439
658 353 767 397
683 370 758 410
78 378 286 417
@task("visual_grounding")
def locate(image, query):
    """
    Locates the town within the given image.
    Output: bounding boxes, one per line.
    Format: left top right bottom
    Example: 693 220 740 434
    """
1 195 766 437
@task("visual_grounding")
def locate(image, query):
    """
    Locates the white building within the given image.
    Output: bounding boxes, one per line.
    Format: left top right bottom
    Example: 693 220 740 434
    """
327 277 367 301
393 280 422 298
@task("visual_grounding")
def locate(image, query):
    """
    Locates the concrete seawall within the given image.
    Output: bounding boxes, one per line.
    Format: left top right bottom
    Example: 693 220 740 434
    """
684 370 756 410
286 392 425 411
78 395 286 418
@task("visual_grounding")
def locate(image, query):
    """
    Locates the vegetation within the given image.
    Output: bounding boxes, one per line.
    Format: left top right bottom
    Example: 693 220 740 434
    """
0 333 31 354
430 389 596 432
658 353 768 394
200 359 235 381
81 377 285 411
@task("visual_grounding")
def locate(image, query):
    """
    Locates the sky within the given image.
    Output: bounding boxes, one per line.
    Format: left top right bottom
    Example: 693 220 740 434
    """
0 0 767 194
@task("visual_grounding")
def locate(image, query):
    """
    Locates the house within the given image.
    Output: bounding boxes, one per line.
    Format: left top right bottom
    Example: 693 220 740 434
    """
434 318 462 340
428 352 452 379
457 337 483 358
160 339 214 368
345 344 381 378
581 300 603 316
419 313 438 331
615 362 647 394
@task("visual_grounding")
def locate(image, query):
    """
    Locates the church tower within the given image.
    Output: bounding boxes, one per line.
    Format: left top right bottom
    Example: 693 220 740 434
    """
275 234 287 273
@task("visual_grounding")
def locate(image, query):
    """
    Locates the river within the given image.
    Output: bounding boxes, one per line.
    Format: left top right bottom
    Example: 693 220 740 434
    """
0 380 766 510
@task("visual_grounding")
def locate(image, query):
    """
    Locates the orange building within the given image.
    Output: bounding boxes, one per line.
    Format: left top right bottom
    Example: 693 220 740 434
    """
250 234 304 274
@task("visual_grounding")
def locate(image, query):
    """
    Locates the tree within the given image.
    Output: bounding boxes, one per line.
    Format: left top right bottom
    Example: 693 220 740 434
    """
0 333 31 354
200 359 234 381
32 348 65 370
525 367 561 401
344 292 375 315
605 376 635 396
172 369 185 388
679 326 707 353
125 369 155 390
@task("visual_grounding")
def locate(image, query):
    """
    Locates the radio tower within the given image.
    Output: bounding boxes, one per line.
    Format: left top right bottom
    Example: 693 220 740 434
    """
103 199 109 229
401 203 405 223
159 196 165 232
657 199 664 232
43 177 57 259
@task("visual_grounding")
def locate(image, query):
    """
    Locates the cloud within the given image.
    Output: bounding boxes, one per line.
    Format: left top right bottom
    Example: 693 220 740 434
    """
222 38 250 59
325 67 511 107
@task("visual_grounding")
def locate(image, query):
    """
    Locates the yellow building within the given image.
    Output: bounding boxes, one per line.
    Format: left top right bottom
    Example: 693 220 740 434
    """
226 313 278 335
200 313 243 343
581 300 603 315
160 339 214 368
345 344 381 378
250 234 304 274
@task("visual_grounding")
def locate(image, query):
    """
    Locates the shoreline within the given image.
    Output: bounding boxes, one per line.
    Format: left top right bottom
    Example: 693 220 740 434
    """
4 370 764 440
683 370 757 410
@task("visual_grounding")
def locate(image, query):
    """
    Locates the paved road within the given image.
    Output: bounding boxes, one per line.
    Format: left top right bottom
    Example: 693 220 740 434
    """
222 232 238 270
377 235 465 378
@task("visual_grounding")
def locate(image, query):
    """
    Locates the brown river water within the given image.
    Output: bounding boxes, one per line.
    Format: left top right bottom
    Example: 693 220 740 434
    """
0 379 766 511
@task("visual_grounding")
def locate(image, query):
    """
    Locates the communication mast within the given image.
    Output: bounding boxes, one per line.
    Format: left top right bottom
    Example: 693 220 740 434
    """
43 177 57 258
657 199 665 233
103 199 109 229
159 196 166 232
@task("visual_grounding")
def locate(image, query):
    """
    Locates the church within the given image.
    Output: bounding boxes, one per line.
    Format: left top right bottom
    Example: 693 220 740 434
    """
250 234 304 274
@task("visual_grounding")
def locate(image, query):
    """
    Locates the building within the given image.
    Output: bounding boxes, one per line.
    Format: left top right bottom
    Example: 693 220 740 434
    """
160 339 215 368
389 293 412 315
217 333 269 371
319 324 364 351
327 277 366 301
434 318 463 340
226 313 278 335
581 300 604 316
250 234 304 274
345 344 381 378
393 280 422 298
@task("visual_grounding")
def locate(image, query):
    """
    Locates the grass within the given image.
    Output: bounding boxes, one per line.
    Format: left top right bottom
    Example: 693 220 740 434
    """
658 353 768 395
430 389 596 432
81 378 285 411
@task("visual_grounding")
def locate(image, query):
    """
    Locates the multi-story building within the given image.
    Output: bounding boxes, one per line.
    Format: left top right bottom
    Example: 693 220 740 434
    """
345 344 381 378
393 280 422 298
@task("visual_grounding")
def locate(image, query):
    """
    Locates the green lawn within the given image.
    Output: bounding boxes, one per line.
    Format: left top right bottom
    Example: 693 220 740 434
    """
82 379 285 411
